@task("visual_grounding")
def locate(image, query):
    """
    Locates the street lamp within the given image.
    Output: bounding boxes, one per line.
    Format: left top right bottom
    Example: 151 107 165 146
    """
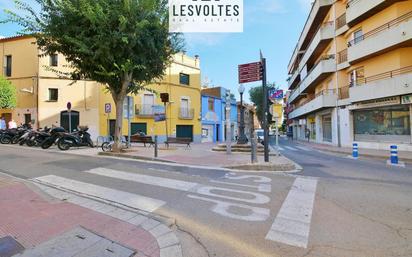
237 84 248 144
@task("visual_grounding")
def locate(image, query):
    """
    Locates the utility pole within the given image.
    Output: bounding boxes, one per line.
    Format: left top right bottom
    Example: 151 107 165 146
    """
261 53 269 162
226 90 232 155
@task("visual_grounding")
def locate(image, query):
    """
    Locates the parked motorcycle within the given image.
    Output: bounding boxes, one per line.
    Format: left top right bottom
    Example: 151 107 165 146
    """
57 126 94 151
0 127 27 144
40 127 66 149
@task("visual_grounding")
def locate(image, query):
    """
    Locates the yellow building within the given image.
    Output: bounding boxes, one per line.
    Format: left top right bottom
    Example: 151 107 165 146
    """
0 36 201 142
287 0 412 151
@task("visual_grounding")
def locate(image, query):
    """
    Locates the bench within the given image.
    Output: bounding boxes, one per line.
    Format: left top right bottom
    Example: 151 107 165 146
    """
130 135 154 147
164 137 192 149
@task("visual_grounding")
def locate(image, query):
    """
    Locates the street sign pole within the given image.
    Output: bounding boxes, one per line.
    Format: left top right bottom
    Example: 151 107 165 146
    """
261 57 269 162
127 97 131 147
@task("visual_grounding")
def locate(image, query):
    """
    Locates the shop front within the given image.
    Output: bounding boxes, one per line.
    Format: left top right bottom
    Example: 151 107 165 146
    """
351 96 412 144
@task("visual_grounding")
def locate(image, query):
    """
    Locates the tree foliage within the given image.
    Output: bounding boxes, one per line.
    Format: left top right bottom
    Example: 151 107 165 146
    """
249 84 277 127
0 76 17 109
3 0 183 151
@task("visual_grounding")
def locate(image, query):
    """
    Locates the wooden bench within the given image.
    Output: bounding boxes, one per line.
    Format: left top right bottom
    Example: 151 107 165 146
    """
130 135 154 147
164 137 192 149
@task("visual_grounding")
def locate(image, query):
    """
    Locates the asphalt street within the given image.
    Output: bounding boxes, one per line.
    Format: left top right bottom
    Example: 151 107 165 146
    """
1 141 412 257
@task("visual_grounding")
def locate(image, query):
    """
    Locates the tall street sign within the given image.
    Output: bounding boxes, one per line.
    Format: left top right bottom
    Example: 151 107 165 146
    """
238 62 263 84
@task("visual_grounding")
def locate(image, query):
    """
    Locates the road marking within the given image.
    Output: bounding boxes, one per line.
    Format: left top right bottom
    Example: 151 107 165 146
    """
265 177 318 248
284 146 298 151
33 175 166 213
277 147 285 151
295 146 310 151
210 180 271 193
85 167 198 192
196 186 270 204
187 195 270 221
224 174 272 183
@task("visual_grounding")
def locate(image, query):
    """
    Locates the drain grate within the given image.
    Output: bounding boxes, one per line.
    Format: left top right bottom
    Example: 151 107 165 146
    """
0 236 25 257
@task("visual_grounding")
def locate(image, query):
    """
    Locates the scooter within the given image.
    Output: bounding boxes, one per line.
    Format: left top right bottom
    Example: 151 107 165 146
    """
57 126 94 151
40 127 66 149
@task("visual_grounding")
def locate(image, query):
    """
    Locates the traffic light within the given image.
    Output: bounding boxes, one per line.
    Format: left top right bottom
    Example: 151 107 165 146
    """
160 93 169 103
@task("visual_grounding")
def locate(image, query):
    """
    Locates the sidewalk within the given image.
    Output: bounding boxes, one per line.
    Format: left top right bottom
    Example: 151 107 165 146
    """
296 140 412 163
98 143 297 171
0 174 181 257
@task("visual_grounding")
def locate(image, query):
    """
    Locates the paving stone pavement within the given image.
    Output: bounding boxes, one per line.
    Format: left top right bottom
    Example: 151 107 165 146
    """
0 175 183 257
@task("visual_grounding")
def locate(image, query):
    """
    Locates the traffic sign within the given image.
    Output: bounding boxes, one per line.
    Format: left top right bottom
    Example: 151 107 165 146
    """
269 89 284 101
104 103 111 114
238 62 263 84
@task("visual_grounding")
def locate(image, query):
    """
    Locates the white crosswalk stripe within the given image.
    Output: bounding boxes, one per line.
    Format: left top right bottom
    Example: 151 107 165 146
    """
85 167 198 192
295 146 310 151
284 146 298 151
265 177 318 248
277 147 285 151
33 175 166 213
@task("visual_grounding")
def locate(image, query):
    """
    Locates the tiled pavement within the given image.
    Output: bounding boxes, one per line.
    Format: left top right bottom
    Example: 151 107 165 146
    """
0 175 182 257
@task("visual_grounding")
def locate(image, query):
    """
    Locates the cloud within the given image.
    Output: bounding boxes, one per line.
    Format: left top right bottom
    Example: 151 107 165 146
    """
184 33 229 47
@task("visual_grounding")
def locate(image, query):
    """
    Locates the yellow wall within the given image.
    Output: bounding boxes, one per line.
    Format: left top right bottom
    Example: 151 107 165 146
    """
0 37 38 125
98 53 202 141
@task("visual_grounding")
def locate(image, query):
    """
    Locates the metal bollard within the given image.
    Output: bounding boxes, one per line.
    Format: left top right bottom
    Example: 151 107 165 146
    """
352 143 359 159
154 136 158 158
390 145 398 165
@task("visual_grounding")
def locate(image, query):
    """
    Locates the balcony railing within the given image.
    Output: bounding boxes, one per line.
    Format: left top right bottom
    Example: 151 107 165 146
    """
337 49 348 64
348 11 412 47
315 89 336 98
179 108 194 120
349 65 412 87
336 13 346 30
338 86 350 99
135 104 156 116
307 54 335 74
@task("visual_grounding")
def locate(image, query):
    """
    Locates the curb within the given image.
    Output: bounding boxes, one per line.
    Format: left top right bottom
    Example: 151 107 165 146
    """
30 179 183 257
0 144 300 173
295 142 412 163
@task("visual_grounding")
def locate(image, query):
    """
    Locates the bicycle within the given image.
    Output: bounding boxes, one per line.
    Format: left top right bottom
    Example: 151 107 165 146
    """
101 136 128 152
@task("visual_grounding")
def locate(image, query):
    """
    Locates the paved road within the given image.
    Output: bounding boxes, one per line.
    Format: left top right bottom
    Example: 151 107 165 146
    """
1 143 412 257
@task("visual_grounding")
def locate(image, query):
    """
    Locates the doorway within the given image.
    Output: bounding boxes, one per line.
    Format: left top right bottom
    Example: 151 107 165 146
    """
176 125 193 141
60 111 79 132
322 115 332 142
131 123 147 135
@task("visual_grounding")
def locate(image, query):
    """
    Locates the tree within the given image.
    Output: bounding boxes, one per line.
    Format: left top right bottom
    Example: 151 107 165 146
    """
4 0 183 151
0 76 17 109
249 84 277 128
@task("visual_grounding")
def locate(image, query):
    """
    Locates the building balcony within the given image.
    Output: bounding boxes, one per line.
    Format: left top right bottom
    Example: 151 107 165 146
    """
179 108 195 120
298 21 334 73
349 66 412 103
135 104 156 117
337 49 349 70
336 13 349 36
288 68 301 90
289 56 336 104
287 0 333 73
347 12 412 64
289 89 338 119
346 0 407 26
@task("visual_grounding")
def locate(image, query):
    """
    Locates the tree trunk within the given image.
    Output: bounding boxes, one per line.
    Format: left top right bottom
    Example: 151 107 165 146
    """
111 73 132 153
112 94 126 152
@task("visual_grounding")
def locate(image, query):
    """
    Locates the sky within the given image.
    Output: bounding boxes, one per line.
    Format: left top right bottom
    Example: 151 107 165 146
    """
0 0 313 103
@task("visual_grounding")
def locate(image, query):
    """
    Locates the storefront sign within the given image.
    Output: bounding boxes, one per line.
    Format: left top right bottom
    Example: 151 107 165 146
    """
349 96 401 110
401 94 412 104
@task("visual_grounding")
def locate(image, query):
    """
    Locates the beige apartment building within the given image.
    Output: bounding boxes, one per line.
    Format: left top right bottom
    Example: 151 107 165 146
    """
287 0 412 151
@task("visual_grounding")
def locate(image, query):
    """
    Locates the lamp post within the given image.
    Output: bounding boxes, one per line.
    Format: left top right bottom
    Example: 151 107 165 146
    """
237 84 248 144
